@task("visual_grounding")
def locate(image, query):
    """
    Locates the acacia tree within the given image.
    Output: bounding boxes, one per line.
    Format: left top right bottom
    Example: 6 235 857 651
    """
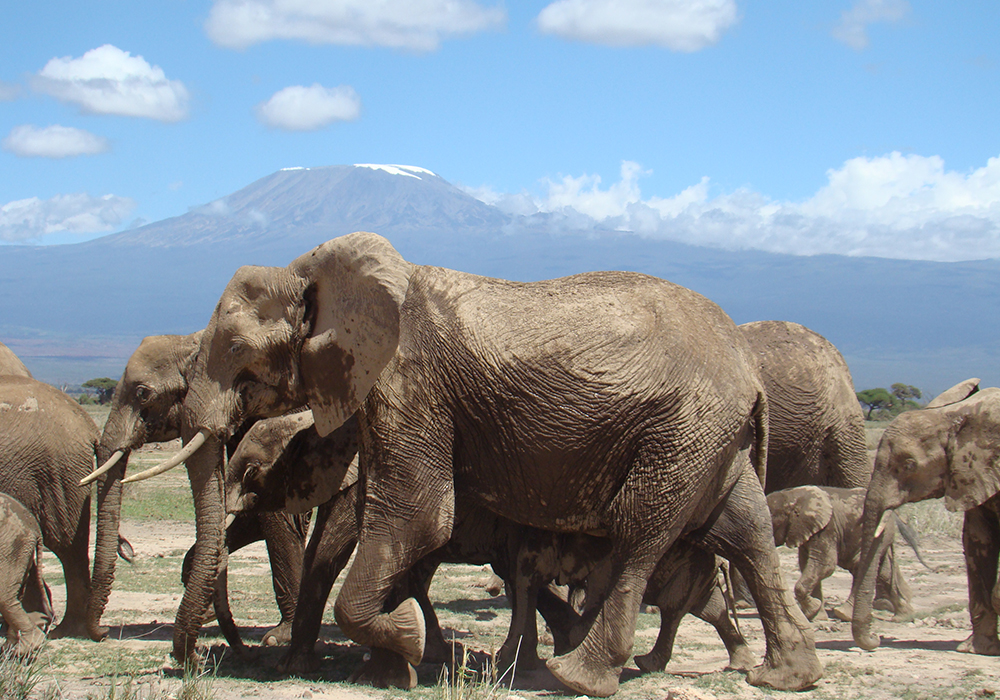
891 383 923 410
857 388 897 420
82 377 118 405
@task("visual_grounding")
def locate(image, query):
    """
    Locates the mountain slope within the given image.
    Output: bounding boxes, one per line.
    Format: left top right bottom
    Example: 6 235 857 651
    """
1 164 997 394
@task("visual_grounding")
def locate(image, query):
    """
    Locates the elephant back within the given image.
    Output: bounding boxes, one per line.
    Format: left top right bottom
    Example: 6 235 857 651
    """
0 341 32 378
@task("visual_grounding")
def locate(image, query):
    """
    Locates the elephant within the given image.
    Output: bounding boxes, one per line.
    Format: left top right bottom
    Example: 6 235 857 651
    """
0 340 32 378
767 485 916 621
81 332 311 648
0 492 54 654
0 375 105 639
157 231 821 695
851 379 1000 654
225 411 753 682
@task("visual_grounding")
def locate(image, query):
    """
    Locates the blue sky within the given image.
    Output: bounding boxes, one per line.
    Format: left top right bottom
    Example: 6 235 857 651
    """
1 1 998 260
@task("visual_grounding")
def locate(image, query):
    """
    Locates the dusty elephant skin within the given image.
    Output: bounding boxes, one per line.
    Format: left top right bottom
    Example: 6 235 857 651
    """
164 231 821 695
89 332 310 649
0 340 33 379
0 492 53 654
852 381 1000 654
767 485 912 622
0 375 100 640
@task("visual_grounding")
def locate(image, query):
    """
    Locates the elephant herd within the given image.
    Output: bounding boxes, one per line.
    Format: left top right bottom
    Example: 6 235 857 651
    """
1 230 998 696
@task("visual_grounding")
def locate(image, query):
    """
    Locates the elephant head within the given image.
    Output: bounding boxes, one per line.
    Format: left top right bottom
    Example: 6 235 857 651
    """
225 410 359 516
157 231 413 662
82 332 202 637
767 486 834 549
852 383 1000 650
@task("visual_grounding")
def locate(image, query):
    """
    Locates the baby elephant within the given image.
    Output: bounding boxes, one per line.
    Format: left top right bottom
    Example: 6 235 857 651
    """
767 485 913 621
0 493 53 654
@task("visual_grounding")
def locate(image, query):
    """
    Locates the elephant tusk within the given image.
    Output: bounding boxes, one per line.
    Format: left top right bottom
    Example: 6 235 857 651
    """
873 510 891 540
122 429 210 484
224 513 236 529
80 450 125 486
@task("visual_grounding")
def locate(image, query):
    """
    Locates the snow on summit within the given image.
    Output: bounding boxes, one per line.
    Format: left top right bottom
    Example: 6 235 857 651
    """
353 164 436 179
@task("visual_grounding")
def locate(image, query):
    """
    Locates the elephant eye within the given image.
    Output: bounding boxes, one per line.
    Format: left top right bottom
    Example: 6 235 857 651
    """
135 386 151 404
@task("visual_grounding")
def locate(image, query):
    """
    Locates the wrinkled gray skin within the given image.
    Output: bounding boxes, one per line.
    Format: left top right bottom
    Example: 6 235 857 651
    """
95 333 309 647
0 492 54 654
174 232 820 695
0 375 101 640
768 485 911 621
0 340 33 379
852 380 1000 654
228 418 753 682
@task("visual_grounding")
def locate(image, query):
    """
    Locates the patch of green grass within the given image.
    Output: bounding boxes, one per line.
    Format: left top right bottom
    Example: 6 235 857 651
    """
0 643 52 700
691 669 745 696
121 483 195 521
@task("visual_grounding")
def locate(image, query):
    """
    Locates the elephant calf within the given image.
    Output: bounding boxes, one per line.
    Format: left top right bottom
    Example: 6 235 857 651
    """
0 493 54 654
767 485 914 621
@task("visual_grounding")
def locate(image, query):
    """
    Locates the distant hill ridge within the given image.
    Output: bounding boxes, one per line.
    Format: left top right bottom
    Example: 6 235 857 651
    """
1 163 997 394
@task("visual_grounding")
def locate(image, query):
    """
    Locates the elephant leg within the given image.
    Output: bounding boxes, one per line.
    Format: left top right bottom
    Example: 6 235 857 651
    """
49 502 93 639
794 542 836 622
957 504 1000 655
498 575 541 673
634 541 720 674
537 583 581 657
692 571 756 672
875 543 913 619
0 597 45 655
691 467 822 692
280 491 358 675
260 511 310 646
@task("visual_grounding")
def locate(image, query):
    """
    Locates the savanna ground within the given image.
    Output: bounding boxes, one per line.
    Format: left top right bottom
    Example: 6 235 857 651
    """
4 409 998 699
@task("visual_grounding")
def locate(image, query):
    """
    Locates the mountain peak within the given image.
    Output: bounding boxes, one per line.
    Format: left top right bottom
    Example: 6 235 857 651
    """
352 164 437 179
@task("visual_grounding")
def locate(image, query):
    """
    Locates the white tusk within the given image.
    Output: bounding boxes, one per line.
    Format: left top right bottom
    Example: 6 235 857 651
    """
224 513 236 529
80 450 124 486
122 429 210 484
873 511 891 540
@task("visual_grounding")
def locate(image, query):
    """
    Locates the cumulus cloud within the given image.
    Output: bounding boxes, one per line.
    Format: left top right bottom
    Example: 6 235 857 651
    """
832 0 909 50
205 0 506 51
472 154 1000 262
31 44 190 121
0 193 136 243
3 124 110 158
0 81 20 101
536 0 738 50
255 84 361 131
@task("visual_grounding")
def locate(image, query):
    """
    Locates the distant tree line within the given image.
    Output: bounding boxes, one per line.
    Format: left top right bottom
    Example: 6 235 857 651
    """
856 383 923 421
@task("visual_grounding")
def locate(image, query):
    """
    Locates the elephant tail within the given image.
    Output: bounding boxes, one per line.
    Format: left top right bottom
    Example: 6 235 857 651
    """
893 513 934 571
750 389 768 487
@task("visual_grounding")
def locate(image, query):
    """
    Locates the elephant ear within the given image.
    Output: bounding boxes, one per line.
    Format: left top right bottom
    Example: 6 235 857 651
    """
944 392 1000 512
926 378 980 409
784 486 834 549
291 232 414 437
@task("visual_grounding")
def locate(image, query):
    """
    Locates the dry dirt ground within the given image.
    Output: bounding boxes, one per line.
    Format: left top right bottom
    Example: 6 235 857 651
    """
21 507 1000 700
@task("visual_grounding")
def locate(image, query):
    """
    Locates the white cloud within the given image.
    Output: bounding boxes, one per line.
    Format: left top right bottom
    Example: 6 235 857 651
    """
832 0 909 50
0 193 136 243
3 124 110 158
205 0 506 51
536 0 738 51
31 45 190 121
255 84 361 131
0 81 20 101
473 154 1000 262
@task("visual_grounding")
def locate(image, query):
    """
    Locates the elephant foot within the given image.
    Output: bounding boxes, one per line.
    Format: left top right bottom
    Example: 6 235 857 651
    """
424 636 464 665
49 617 91 640
87 623 110 642
797 596 823 621
262 621 294 647
385 598 426 667
497 642 540 674
9 627 46 656
547 648 621 698
348 647 417 690
725 645 756 673
746 651 822 692
633 651 666 674
831 602 853 622
872 597 895 612
957 633 1000 656
277 646 322 675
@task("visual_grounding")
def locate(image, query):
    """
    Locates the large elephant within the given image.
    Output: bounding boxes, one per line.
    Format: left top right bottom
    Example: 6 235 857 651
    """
83 332 310 647
0 375 105 639
159 231 820 695
0 340 32 378
851 380 1000 653
739 321 871 492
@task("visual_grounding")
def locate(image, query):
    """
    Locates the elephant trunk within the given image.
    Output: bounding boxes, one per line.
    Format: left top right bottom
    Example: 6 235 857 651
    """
851 487 895 650
172 434 226 663
87 442 128 640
